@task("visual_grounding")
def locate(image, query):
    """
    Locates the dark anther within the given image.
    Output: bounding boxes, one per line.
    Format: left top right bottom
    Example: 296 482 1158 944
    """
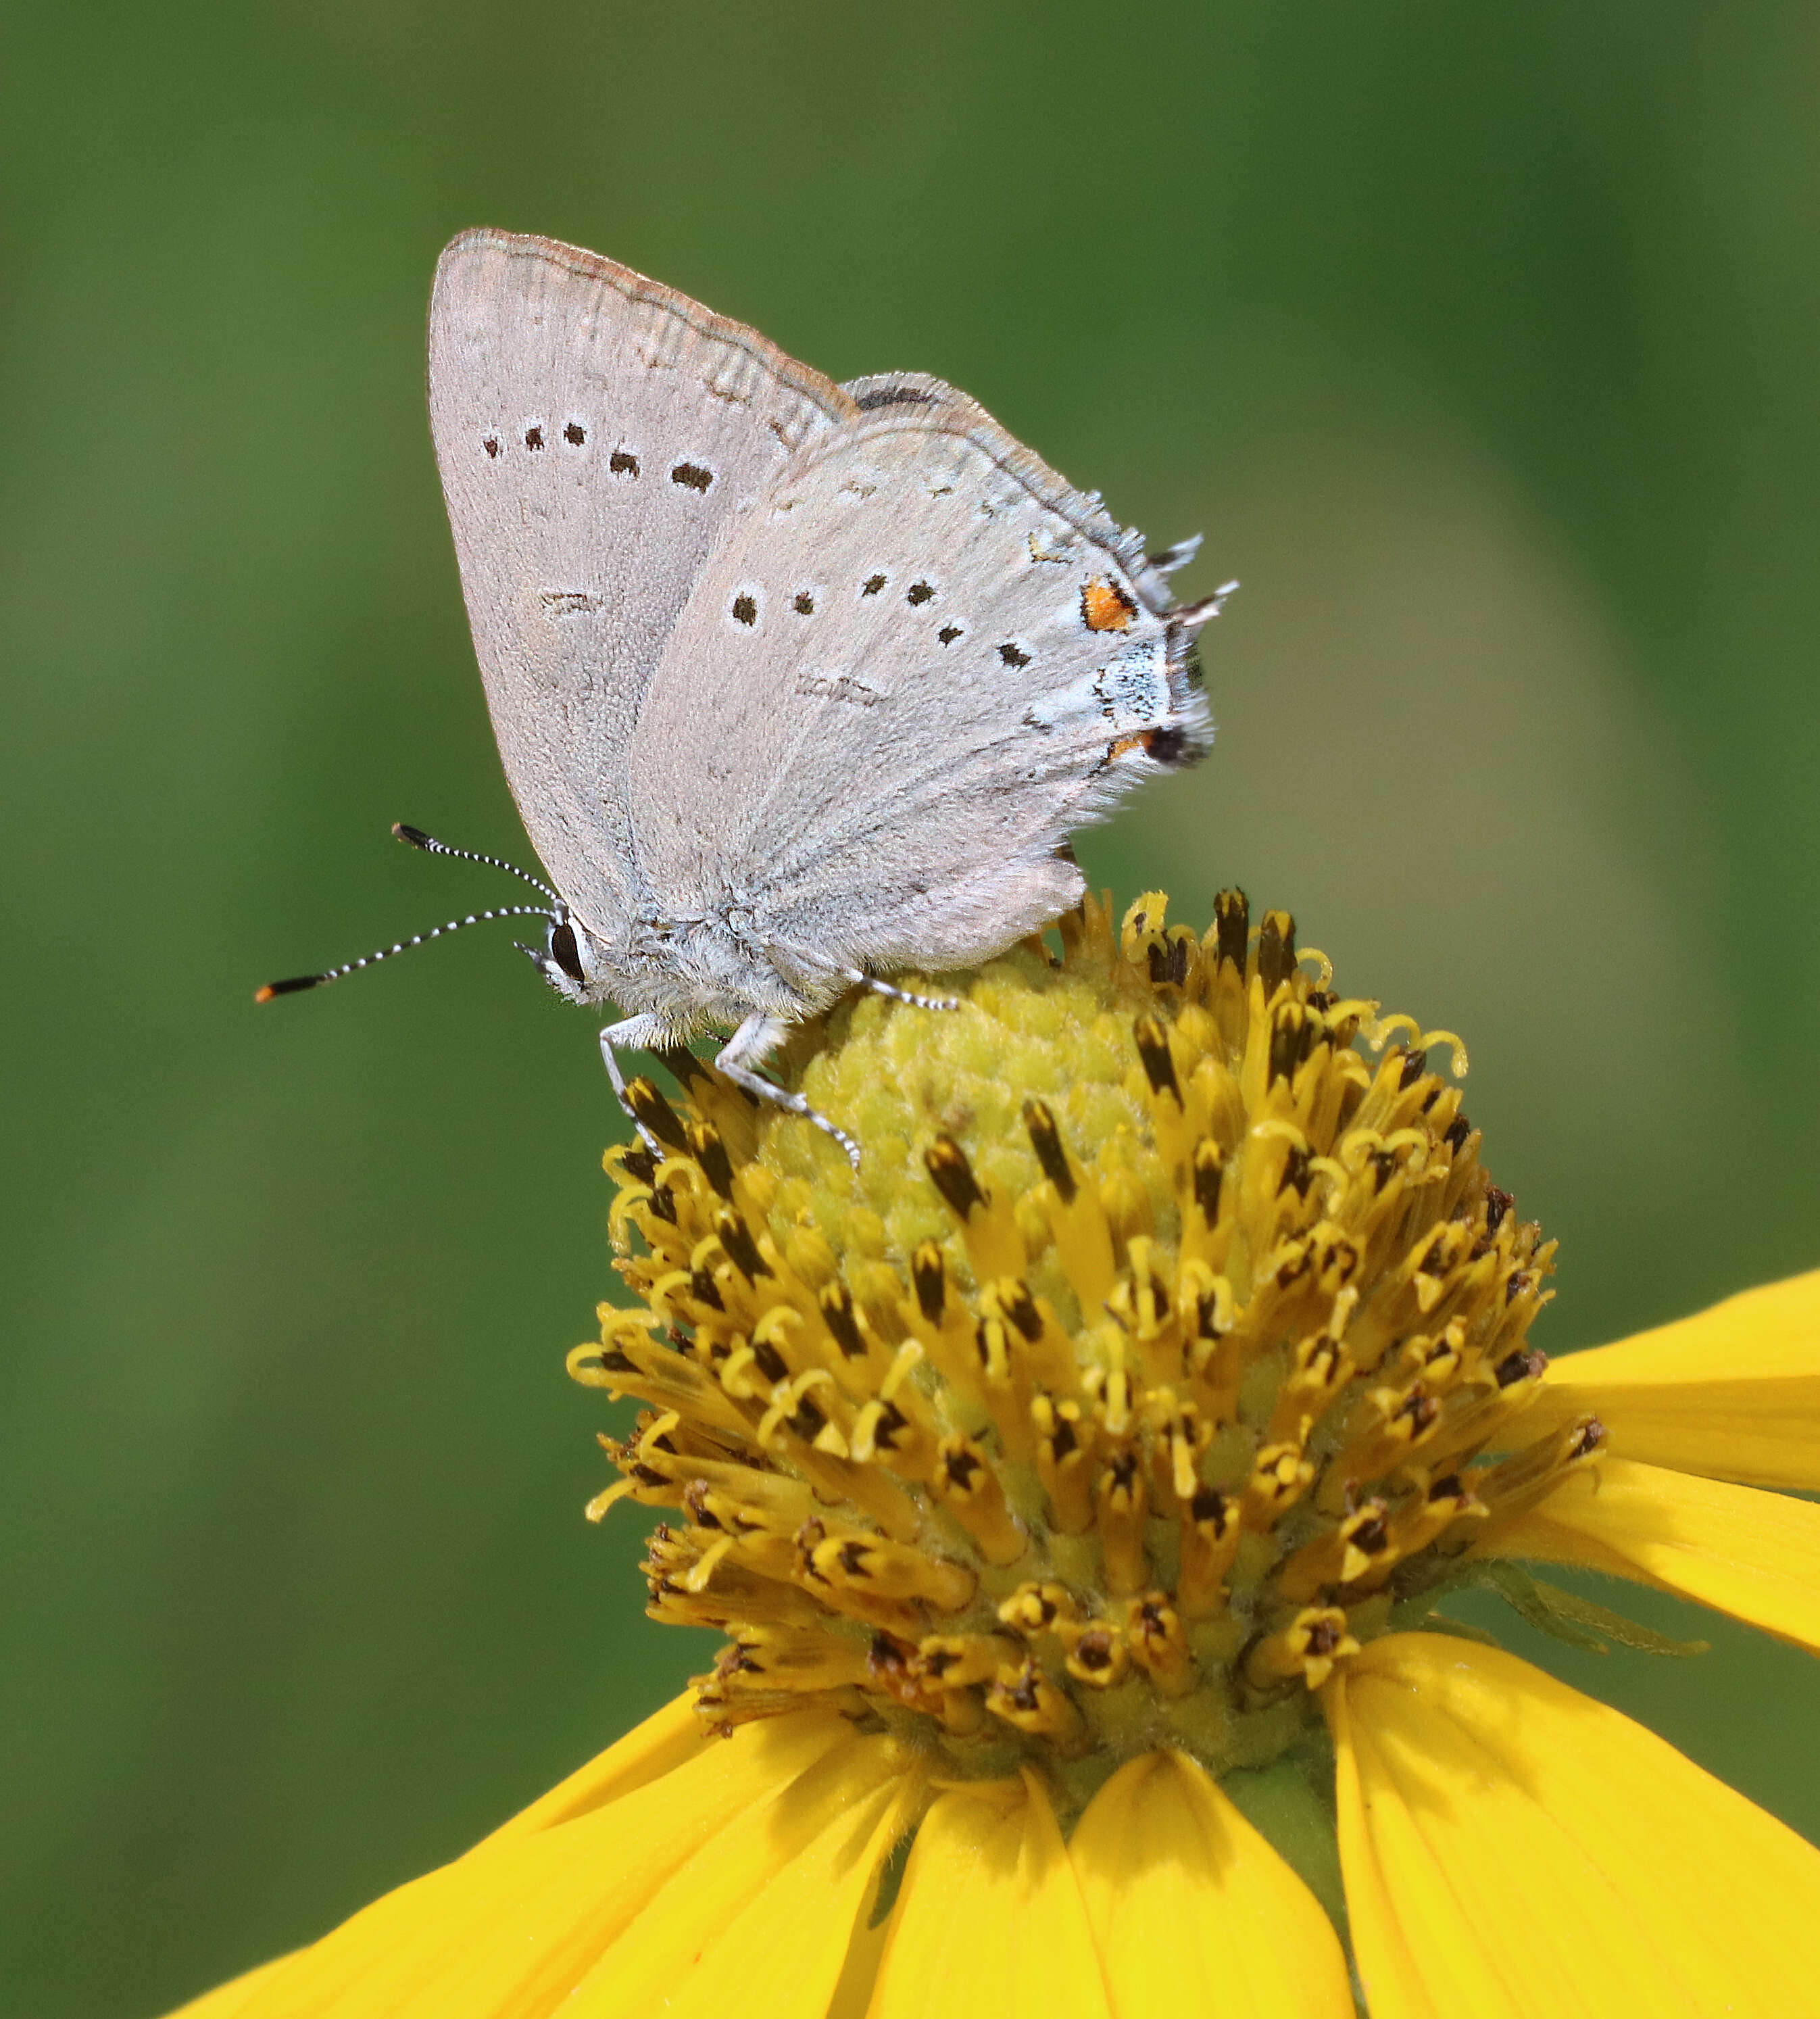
1000 1280 1042 1340
906 580 935 605
819 1281 866 1359
925 1135 987 1220
1023 1099 1077 1204
643 1182 677 1225
1369 1148 1398 1188
839 1538 872 1577
1048 1411 1078 1459
609 449 639 476
1306 988 1334 1011
1483 1185 1514 1234
597 1342 638 1375
625 1078 688 1152
943 1444 985 1490
1275 1247 1312 1291
869 1398 910 1451
1398 1047 1429 1090
1351 1511 1392 1555
911 1241 946 1323
1506 1269 1534 1306
1256 909 1296 994
1306 1618 1342 1657
1005 1659 1043 1711
1107 1449 1142 1493
1147 931 1191 986
689 1267 724 1311
655 1043 706 1090
1396 1388 1440 1434
1133 1015 1181 1100
524 424 545 450
1189 1484 1233 1534
732 593 758 626
683 1480 721 1527
670 461 714 491
1446 1115 1472 1151
1073 1630 1116 1672
862 572 887 595
998 641 1032 668
1214 888 1250 972
792 590 814 614
1280 1144 1313 1198
1567 1416 1606 1461
1268 1005 1314 1086
867 1632 917 1684
937 623 962 644
1427 1473 1463 1503
1494 1346 1546 1390
621 1146 658 1186
1191 1140 1224 1223
751 1336 789 1384
564 421 586 445
790 1392 827 1439
714 1209 772 1282
685 1122 737 1200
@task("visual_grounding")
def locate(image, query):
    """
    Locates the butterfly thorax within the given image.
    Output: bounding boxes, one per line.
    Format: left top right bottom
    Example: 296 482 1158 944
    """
549 904 831 1036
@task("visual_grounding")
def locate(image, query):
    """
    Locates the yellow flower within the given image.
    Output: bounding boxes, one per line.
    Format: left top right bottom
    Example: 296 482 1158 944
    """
169 893 1820 2019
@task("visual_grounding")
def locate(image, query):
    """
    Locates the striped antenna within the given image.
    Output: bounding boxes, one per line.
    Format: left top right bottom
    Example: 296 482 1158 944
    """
253 823 562 1002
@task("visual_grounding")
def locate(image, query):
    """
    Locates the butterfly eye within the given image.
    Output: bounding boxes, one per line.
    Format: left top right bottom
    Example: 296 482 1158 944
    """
549 918 586 983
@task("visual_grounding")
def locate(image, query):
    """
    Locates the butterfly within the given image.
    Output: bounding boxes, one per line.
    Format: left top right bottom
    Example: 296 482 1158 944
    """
270 230 1232 1167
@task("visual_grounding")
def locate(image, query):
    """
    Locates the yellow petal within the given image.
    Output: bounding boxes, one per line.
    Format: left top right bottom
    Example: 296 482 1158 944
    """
1481 1454 1820 1653
1525 1269 1820 1488
472 1689 709 1848
232 1707 850 2019
1071 1751 1354 2018
866 1772 1113 2019
564 1732 918 2019
160 1954 297 2019
1329 1632 1820 2018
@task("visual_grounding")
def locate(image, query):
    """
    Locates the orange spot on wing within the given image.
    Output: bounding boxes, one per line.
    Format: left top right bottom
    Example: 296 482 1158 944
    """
1081 578 1137 632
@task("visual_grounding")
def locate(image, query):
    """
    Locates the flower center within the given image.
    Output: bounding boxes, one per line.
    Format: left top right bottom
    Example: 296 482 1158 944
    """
573 891 1603 1805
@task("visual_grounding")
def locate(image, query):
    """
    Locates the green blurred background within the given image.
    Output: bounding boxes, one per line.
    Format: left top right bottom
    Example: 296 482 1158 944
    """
6 4 1819 2012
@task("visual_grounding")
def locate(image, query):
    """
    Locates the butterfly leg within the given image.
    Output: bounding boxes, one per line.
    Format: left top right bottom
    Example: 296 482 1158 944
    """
599 1014 687 1159
841 969 962 1013
713 1011 861 1170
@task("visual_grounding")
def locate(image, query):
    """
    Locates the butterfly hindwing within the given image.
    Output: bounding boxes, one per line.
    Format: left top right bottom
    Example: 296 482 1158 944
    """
627 397 1207 976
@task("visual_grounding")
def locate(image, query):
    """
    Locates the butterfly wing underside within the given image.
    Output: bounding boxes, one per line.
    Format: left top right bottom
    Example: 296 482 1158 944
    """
427 229 856 937
627 379 1207 978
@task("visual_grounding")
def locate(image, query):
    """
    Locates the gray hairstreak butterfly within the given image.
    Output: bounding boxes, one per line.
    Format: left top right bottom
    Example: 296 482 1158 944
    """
260 230 1234 1164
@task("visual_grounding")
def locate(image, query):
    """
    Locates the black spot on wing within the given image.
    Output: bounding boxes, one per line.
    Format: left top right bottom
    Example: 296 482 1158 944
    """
793 591 815 614
906 581 935 606
610 450 639 477
524 425 545 450
563 421 586 446
853 385 939 412
671 462 714 492
999 642 1033 668
732 595 758 627
937 624 963 645
861 573 887 595
483 435 500 459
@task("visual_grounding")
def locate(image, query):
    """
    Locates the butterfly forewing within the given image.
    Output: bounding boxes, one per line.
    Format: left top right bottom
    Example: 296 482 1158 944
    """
628 402 1206 976
427 229 855 940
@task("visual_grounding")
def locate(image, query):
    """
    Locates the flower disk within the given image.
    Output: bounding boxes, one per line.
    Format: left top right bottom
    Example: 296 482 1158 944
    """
574 892 1600 1803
